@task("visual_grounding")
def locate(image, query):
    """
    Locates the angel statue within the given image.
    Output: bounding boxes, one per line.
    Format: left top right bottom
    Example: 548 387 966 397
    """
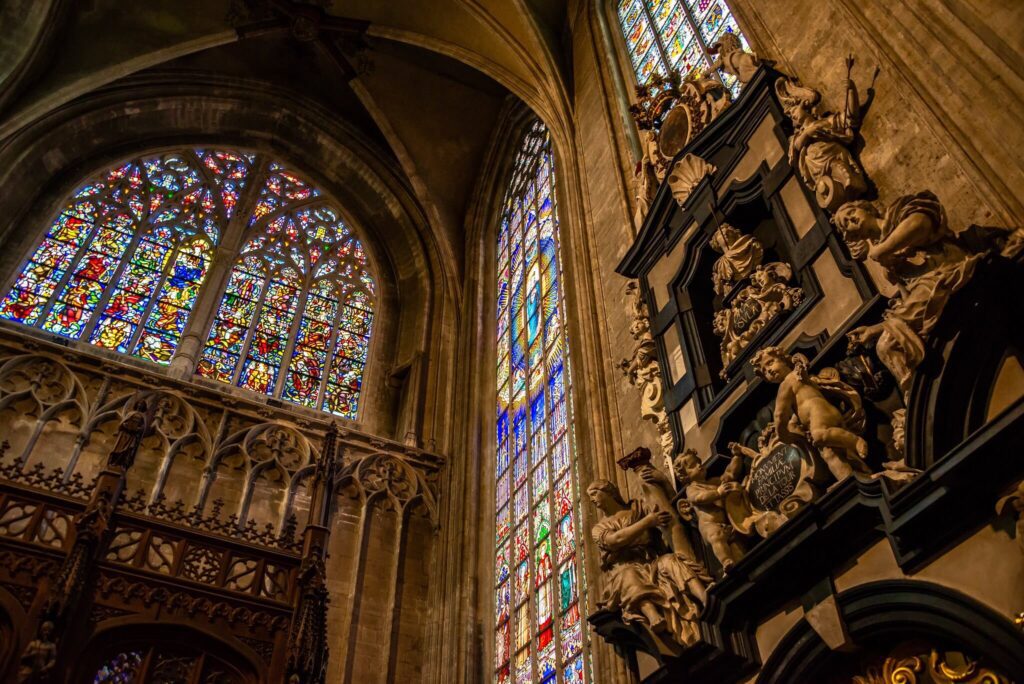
775 56 875 210
834 190 1023 395
751 346 870 482
708 32 762 84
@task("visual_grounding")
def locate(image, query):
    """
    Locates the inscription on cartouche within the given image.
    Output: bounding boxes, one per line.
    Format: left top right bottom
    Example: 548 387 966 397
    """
748 445 802 510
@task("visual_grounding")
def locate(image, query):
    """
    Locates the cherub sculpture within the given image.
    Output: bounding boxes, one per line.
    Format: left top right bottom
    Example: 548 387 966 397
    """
710 224 764 296
673 450 747 571
751 346 870 481
833 191 1017 394
708 32 762 84
587 479 701 647
775 56 874 210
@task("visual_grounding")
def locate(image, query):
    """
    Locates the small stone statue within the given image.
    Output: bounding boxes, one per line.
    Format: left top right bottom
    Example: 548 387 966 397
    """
710 224 764 296
835 191 992 394
775 56 873 210
751 346 870 481
107 403 149 471
674 450 747 571
587 480 701 648
633 128 669 229
17 621 57 683
708 32 761 84
996 481 1024 553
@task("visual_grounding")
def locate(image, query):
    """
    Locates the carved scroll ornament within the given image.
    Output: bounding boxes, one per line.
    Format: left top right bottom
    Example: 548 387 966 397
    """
709 226 804 372
853 649 1010 684
617 283 674 469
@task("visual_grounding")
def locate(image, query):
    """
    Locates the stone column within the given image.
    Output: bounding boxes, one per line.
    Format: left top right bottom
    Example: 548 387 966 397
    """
168 246 235 379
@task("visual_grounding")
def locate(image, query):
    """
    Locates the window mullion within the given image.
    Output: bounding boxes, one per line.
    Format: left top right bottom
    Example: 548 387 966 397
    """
273 278 311 399
79 226 150 343
641 1 673 77
685 3 725 86
233 265 273 386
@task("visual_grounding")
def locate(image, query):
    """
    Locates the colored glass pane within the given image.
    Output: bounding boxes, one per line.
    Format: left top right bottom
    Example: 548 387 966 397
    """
493 121 588 682
496 581 511 624
199 175 375 417
617 0 749 101
93 651 143 683
2 149 241 363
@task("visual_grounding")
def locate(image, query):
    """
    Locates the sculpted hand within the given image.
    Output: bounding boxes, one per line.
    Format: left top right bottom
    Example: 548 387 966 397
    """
638 466 662 486
847 325 879 350
647 510 673 529
719 481 740 494
846 238 870 261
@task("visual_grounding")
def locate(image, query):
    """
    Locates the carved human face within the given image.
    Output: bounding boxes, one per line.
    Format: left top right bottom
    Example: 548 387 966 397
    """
836 205 881 242
758 355 791 383
629 317 649 338
587 486 616 514
681 454 704 481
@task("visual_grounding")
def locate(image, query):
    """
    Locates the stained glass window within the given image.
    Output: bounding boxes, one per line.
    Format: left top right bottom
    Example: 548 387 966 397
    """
494 120 590 684
616 0 749 93
0 149 250 363
197 163 374 419
2 149 375 419
93 651 143 683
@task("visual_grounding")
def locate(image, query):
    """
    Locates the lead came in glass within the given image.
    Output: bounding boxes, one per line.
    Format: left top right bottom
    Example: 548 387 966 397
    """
492 121 589 682
3 148 375 419
616 0 749 95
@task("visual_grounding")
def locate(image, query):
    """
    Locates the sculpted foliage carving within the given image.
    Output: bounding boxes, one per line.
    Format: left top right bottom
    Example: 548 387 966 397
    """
710 227 804 372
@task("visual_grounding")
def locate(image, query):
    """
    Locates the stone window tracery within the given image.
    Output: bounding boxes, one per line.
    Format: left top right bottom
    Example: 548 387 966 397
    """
0 149 375 420
494 120 590 684
616 0 749 92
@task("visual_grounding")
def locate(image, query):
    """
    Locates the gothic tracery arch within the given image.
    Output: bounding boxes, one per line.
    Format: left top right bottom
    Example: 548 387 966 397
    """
0 148 377 420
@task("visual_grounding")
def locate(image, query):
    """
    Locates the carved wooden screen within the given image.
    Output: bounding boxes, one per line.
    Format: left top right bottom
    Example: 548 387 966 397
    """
616 0 748 92
494 120 590 684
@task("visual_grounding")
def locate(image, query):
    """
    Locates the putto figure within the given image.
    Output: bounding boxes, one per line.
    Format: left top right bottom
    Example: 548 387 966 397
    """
751 346 870 481
674 450 746 572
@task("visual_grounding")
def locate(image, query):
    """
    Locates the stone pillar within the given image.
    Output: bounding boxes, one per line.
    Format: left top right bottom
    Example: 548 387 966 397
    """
286 424 341 684
168 246 235 379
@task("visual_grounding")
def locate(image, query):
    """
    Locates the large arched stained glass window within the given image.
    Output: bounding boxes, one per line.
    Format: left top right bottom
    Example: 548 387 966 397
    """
494 121 590 684
616 0 748 91
0 149 252 363
1 149 376 420
197 163 374 420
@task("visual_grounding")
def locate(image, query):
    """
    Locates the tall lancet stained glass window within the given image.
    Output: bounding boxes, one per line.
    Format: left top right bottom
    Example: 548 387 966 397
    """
197 163 374 419
617 0 749 91
0 149 251 363
494 121 589 684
